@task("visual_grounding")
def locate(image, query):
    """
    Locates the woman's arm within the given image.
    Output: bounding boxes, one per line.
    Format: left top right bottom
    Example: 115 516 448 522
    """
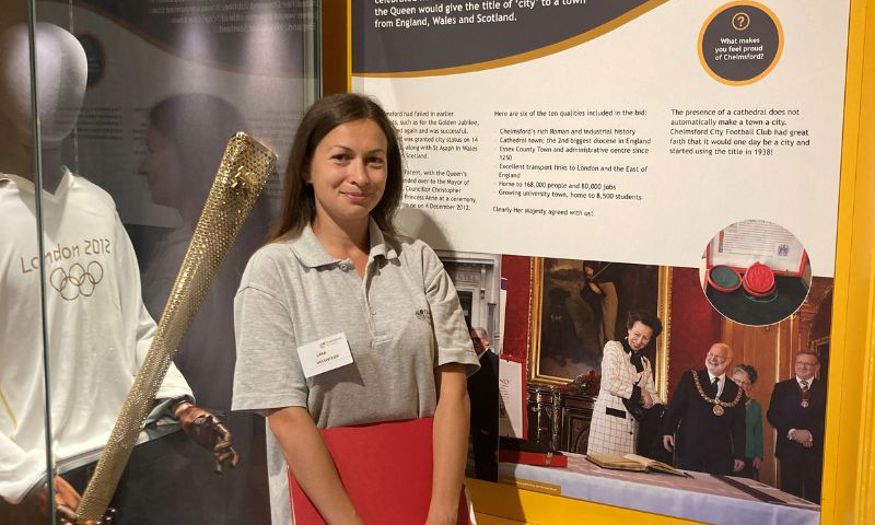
642 357 662 406
267 407 361 525
602 342 636 399
427 363 470 525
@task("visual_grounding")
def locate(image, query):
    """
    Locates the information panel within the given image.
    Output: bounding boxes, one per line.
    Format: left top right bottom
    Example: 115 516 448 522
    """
354 0 848 516
353 0 849 277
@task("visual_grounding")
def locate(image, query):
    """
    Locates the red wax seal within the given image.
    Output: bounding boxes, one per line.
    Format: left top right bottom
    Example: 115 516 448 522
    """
743 262 775 297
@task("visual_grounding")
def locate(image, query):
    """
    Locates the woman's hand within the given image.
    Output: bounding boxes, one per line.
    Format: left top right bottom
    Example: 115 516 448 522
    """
641 388 654 409
268 407 361 525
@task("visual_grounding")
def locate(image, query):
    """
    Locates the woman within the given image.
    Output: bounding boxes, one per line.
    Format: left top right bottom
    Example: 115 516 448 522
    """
231 93 479 525
586 311 662 456
731 364 764 479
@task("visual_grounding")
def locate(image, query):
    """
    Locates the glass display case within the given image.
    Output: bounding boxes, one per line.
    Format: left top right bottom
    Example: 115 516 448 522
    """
0 1 319 523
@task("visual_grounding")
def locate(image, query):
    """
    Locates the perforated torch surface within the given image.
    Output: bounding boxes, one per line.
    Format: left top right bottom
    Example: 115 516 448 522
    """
75 133 276 524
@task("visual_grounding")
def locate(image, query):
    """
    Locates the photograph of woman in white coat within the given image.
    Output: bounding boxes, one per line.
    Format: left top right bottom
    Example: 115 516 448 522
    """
586 311 663 456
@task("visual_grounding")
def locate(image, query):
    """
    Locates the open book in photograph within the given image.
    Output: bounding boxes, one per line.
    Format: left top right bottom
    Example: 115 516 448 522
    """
586 454 691 477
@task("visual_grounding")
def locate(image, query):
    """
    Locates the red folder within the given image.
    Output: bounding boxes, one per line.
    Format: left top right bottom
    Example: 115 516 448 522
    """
498 449 568 468
288 418 470 525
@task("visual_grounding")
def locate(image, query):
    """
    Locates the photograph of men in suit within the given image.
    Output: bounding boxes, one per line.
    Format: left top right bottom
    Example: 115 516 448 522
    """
662 343 746 475
766 352 826 503
467 327 499 481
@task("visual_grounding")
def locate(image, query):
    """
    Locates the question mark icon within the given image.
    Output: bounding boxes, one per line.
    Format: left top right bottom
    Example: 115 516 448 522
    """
732 12 750 31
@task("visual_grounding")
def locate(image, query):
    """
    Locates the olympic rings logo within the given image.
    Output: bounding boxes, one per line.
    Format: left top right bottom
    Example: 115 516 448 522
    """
49 261 104 300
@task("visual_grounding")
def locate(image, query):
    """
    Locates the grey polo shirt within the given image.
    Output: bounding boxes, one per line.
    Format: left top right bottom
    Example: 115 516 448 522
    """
232 220 480 524
231 219 479 428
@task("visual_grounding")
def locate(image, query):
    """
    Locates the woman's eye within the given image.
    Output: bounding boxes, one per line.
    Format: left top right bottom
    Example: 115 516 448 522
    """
368 157 385 166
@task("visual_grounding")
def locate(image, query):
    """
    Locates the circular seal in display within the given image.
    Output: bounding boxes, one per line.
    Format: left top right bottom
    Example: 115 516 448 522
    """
742 261 776 298
707 265 742 293
698 1 783 85
700 219 811 326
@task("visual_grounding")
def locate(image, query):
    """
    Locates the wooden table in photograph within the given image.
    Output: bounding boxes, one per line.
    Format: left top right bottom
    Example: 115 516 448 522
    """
498 454 819 525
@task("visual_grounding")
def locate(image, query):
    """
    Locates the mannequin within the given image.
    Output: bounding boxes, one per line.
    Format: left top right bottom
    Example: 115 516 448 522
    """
0 21 84 192
0 22 238 523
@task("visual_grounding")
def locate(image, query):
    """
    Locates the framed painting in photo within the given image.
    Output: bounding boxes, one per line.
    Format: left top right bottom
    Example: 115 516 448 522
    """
529 258 672 400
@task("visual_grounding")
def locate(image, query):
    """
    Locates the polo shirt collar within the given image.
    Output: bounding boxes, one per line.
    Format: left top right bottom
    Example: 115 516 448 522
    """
291 217 398 268
367 218 398 261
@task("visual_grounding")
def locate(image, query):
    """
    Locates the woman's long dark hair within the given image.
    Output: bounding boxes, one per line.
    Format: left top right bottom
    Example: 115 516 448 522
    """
269 93 403 241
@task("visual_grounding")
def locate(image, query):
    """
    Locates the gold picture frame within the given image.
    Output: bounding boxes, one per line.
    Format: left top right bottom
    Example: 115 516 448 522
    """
528 258 672 401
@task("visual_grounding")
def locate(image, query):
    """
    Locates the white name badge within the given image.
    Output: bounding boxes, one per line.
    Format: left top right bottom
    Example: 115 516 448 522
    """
297 332 354 378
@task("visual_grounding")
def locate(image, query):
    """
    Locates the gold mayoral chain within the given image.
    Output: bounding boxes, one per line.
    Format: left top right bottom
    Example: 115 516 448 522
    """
691 370 743 417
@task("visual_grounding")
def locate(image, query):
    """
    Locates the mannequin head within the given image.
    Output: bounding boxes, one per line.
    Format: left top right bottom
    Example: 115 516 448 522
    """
0 22 87 145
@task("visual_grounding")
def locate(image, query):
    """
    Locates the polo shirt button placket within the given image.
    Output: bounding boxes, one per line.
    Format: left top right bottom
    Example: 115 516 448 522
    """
363 299 378 336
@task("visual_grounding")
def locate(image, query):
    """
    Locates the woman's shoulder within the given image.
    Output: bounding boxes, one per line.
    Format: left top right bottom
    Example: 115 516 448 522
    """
385 231 433 255
603 340 624 353
240 239 300 287
248 239 297 267
383 232 444 269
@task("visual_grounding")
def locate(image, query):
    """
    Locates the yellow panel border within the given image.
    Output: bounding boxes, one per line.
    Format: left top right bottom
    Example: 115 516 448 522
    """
821 0 875 523
467 479 703 525
333 0 875 521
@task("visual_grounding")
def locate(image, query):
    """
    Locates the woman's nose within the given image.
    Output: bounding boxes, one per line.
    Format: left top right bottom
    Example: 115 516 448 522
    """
347 159 368 185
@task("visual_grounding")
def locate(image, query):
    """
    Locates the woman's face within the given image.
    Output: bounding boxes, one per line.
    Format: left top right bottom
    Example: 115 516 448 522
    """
626 321 653 352
732 370 753 395
140 126 183 209
308 118 388 229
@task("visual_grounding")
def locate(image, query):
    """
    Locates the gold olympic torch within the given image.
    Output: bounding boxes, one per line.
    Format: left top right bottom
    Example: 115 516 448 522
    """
75 132 276 524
